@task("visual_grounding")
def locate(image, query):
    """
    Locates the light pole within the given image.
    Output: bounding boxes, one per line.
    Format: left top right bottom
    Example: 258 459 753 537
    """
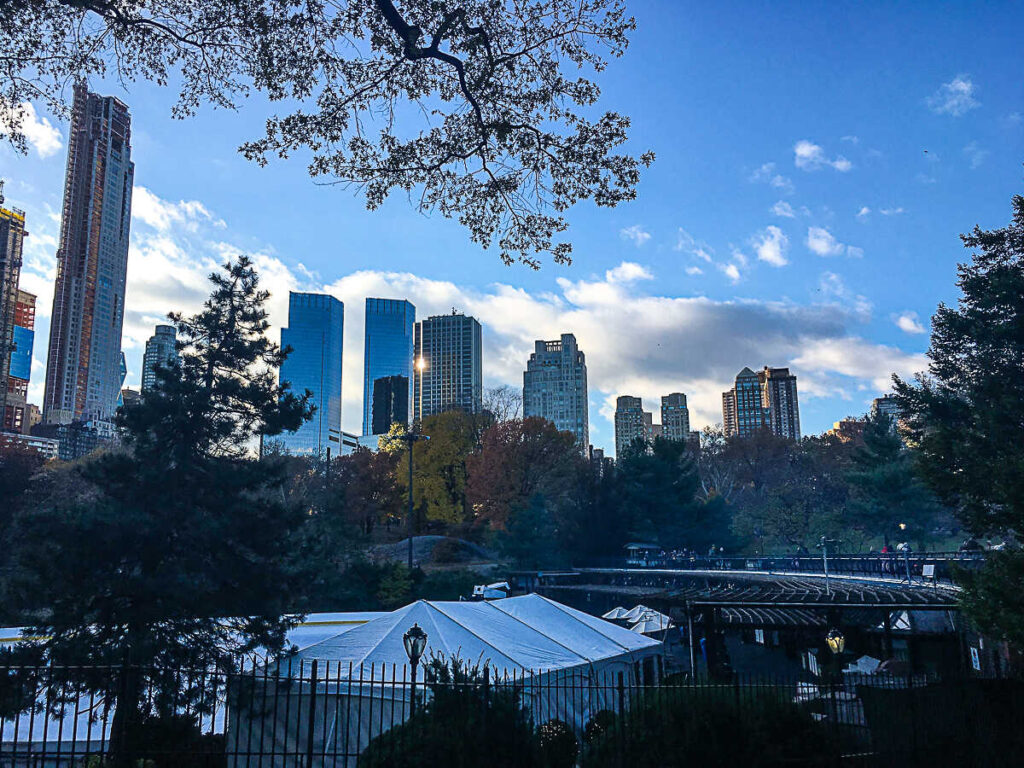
415 356 427 422
403 623 428 718
818 537 838 595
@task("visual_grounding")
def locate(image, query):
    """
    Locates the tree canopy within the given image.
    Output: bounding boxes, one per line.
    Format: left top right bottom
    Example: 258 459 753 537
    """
3 0 652 267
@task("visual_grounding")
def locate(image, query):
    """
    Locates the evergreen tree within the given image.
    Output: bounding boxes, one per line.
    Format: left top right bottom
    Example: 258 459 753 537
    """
11 257 313 762
895 194 1024 642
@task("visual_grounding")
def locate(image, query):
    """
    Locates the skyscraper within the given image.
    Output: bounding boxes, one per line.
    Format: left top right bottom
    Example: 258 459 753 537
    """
614 395 650 457
371 374 410 435
721 365 800 440
522 333 588 448
760 366 800 440
362 298 415 435
413 311 482 421
278 292 344 455
43 83 134 425
4 290 35 433
0 187 27 428
141 324 178 391
660 393 691 441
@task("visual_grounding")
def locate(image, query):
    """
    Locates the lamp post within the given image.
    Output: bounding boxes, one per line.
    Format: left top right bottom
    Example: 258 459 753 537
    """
403 623 428 718
818 537 839 595
381 424 430 569
415 356 427 422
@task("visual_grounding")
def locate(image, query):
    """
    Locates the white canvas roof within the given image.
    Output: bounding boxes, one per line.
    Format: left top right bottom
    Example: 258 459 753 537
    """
602 607 630 620
289 595 660 677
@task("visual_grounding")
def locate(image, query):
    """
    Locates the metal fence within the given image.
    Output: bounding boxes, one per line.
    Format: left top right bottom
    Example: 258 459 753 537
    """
1 661 1020 767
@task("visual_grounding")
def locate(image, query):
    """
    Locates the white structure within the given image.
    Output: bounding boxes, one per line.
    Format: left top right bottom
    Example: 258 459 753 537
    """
523 333 588 448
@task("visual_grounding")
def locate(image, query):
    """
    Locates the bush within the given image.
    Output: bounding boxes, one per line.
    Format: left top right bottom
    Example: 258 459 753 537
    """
538 719 577 768
430 538 466 564
583 685 836 767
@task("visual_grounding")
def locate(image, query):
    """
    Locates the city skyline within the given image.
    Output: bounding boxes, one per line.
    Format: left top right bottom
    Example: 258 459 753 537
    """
2 3 1019 450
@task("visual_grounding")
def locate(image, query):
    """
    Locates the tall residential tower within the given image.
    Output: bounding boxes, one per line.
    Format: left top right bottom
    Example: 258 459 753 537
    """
141 324 178 391
43 83 134 425
278 292 344 455
413 311 482 421
362 298 415 435
0 186 27 428
522 333 588 448
722 365 800 440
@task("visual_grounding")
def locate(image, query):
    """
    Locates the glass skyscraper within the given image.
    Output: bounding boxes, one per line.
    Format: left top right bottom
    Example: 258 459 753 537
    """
362 298 415 435
142 324 178 391
278 292 344 455
43 83 134 425
414 311 482 420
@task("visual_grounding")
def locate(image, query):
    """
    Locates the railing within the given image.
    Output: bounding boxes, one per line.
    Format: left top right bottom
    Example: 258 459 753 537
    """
587 551 985 584
0 661 1020 766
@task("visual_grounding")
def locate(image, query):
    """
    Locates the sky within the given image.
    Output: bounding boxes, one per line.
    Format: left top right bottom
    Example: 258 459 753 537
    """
1 1 1022 455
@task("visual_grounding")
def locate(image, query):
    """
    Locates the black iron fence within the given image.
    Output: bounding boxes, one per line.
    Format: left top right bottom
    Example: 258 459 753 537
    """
1 660 1020 767
591 550 985 583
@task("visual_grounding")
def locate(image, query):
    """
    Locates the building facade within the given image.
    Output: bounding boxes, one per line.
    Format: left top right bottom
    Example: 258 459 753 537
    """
141 324 178 391
522 333 589 448
0 193 27 429
413 311 482 421
614 395 650 457
660 393 691 442
362 298 415 435
371 374 410 435
871 394 901 422
278 292 344 456
43 83 134 426
4 290 35 433
722 366 801 440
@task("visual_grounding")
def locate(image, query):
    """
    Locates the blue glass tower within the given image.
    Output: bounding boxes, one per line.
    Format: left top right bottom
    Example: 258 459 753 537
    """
362 298 415 435
278 292 344 455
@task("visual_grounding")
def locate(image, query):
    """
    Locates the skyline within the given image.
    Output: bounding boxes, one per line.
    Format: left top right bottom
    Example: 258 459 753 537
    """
1 1 1021 453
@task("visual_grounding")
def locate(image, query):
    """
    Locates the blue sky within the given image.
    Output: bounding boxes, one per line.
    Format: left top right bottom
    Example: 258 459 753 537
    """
2 1 1021 454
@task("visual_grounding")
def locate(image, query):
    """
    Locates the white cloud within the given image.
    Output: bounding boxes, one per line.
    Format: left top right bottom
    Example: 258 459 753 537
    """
752 226 789 267
720 263 741 283
879 207 905 216
927 74 979 116
132 186 225 232
894 311 926 334
619 224 651 247
674 227 714 262
818 271 871 321
841 135 860 144
12 102 63 158
750 162 794 194
963 141 989 169
806 226 860 257
793 140 853 172
685 266 703 276
793 338 927 393
606 262 653 283
856 206 871 220
771 201 796 218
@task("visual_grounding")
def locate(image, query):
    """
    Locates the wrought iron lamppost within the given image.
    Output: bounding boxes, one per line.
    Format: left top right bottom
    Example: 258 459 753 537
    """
404 623 428 718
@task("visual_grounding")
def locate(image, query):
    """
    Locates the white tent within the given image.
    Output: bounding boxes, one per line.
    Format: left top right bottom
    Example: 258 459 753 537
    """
630 612 673 635
621 604 650 622
602 606 630 620
227 595 662 766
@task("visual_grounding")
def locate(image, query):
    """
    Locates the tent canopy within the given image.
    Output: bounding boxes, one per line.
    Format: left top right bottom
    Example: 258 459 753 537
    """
289 594 659 677
602 607 630 620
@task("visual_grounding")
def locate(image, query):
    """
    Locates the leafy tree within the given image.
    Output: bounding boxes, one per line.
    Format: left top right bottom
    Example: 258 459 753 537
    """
845 412 943 548
500 493 563 569
9 257 313 763
466 416 581 532
615 437 702 547
0 440 48 622
895 194 1024 642
3 0 652 267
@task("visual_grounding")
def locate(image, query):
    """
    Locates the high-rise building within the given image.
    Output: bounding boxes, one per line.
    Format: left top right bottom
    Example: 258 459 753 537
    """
371 374 410 435
278 292 344 456
141 324 178 391
522 333 589 448
614 395 649 457
660 393 691 442
43 83 134 426
871 395 901 423
760 366 800 440
3 290 35 433
721 365 801 440
0 188 27 429
413 311 482 421
362 298 415 435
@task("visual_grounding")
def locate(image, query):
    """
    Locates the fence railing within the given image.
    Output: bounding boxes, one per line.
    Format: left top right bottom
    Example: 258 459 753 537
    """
585 551 985 583
1 660 1021 767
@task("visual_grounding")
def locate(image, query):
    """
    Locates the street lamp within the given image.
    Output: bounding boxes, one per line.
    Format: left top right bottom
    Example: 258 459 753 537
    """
818 537 839 595
826 628 845 655
403 623 428 718
415 356 427 422
381 425 430 568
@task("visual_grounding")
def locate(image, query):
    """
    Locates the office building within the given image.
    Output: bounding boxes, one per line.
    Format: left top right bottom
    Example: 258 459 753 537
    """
43 83 134 426
614 395 650 457
278 292 344 456
760 366 800 440
523 333 589 448
362 298 415 435
722 366 801 440
413 311 482 420
371 374 410 435
0 189 27 429
871 395 901 423
141 324 178 391
4 290 35 433
660 393 691 442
